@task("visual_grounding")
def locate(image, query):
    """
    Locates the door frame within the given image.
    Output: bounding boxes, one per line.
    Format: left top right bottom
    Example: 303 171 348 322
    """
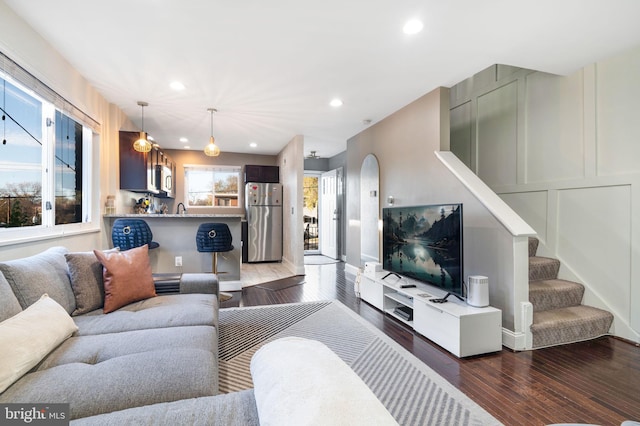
303 171 321 255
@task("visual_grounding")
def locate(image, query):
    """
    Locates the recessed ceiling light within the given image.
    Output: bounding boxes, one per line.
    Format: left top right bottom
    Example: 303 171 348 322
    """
330 98 343 108
179 137 188 143
403 19 424 35
249 142 257 148
184 145 190 149
170 81 185 91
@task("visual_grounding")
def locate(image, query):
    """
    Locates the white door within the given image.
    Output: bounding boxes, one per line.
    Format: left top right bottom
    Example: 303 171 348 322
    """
320 169 338 259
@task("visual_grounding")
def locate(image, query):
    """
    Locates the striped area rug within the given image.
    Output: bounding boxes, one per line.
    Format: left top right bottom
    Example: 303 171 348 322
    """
219 301 501 426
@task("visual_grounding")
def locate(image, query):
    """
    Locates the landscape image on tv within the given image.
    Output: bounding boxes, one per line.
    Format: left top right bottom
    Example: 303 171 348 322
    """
382 204 462 294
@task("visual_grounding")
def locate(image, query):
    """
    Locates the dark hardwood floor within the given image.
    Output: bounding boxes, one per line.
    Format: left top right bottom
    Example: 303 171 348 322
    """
222 262 640 426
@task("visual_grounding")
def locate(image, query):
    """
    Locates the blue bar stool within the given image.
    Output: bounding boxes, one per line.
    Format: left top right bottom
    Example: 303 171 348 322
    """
196 223 233 274
112 218 160 251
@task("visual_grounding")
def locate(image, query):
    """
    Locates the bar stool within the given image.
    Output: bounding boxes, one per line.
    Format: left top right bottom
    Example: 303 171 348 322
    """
196 223 233 274
112 218 160 251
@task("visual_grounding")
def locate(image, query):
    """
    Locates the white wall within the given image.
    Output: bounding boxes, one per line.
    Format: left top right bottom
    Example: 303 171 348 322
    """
0 1 130 259
278 135 305 276
346 87 532 342
450 48 640 342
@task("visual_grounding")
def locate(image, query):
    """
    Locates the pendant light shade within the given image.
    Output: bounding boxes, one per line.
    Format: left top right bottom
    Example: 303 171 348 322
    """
204 108 221 157
133 101 152 153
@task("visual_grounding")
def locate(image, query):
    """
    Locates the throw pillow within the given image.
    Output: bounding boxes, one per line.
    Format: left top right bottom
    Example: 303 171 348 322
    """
0 294 78 393
65 248 119 316
0 272 22 322
0 246 76 314
94 245 156 314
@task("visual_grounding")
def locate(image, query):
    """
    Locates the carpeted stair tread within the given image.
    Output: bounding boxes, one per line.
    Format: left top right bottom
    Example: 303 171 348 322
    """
531 305 613 348
529 256 560 281
528 237 539 258
529 279 585 312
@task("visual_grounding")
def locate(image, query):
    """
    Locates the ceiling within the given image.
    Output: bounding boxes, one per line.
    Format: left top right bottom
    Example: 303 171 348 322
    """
5 0 640 158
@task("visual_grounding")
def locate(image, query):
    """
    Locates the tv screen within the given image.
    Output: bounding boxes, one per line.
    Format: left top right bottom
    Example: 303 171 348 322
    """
382 204 464 298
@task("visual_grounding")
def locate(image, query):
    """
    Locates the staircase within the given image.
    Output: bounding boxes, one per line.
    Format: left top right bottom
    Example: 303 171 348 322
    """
528 237 614 349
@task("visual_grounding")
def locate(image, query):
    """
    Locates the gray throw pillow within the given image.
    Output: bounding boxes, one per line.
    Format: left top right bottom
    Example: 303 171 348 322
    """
65 248 118 316
0 272 22 322
0 246 76 314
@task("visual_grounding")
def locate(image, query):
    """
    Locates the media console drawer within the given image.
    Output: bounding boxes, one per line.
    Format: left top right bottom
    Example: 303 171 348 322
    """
359 271 502 358
414 300 460 354
414 298 502 357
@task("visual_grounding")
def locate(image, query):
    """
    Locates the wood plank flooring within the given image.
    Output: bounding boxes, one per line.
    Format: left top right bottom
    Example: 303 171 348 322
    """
226 262 640 426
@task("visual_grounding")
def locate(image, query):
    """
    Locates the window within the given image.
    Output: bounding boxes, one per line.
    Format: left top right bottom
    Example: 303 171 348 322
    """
185 165 240 208
0 74 93 235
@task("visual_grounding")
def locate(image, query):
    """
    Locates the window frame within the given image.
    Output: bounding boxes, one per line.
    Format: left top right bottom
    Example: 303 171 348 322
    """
184 164 241 209
0 72 99 246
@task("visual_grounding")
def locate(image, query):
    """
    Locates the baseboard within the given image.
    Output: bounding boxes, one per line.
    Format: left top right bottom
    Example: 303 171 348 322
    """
344 263 360 277
502 328 529 351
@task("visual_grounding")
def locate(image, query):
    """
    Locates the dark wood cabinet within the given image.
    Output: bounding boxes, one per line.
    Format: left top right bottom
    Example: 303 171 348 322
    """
119 131 174 198
244 164 279 183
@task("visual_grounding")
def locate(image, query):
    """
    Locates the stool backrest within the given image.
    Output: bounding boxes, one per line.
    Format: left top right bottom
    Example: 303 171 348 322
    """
112 219 155 251
196 223 233 252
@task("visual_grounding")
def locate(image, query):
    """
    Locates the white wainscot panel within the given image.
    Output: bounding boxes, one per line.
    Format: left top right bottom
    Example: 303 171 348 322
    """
596 46 640 176
477 81 517 187
557 185 630 320
500 191 547 243
450 101 472 169
525 72 585 183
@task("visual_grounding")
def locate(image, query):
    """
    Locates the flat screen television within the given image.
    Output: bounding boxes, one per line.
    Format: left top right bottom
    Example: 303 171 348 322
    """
382 204 464 302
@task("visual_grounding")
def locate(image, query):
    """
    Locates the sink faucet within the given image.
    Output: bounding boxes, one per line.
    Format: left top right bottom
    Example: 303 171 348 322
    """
176 202 187 215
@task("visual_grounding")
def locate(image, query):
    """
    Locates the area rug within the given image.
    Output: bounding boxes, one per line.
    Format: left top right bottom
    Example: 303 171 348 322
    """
218 301 501 426
254 275 306 291
304 254 340 265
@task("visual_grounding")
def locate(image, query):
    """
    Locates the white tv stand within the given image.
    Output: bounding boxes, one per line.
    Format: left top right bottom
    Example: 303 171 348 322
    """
360 271 502 357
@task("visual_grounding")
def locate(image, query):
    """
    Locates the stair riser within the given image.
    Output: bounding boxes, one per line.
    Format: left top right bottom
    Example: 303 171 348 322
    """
532 316 613 348
528 237 539 258
529 280 585 312
529 258 560 281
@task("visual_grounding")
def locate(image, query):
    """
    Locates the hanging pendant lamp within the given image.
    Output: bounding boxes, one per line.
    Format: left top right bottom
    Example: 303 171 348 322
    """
133 101 152 153
204 108 221 157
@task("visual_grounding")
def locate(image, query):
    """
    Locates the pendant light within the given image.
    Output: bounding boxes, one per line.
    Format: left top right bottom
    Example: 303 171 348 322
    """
133 101 152 153
204 108 221 157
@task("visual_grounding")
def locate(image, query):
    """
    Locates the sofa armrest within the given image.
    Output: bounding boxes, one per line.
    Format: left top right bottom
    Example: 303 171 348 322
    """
179 273 219 296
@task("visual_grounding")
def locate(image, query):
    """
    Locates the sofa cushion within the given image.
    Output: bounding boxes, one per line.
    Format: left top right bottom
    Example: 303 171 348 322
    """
65 249 118 316
0 246 76 313
72 293 218 336
94 245 156 313
0 294 78 393
0 348 217 420
70 391 259 426
35 325 217 371
0 272 22 322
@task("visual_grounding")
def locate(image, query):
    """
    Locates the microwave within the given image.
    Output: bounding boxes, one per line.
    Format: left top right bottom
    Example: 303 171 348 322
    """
155 164 173 197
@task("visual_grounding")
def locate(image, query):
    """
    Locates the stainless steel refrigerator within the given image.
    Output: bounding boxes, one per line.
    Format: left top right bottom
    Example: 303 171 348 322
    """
245 182 283 262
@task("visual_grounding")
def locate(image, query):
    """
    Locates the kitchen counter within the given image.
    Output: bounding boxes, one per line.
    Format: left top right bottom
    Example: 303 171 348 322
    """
104 213 244 218
103 214 243 291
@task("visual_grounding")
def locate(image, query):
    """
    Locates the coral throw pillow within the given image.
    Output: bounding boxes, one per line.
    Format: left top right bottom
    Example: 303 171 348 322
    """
94 245 156 313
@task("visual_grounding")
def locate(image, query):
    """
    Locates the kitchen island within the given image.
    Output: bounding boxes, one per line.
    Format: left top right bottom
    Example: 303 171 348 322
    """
104 214 244 291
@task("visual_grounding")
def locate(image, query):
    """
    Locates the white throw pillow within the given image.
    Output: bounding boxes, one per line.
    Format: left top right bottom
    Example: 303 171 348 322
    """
0 294 78 393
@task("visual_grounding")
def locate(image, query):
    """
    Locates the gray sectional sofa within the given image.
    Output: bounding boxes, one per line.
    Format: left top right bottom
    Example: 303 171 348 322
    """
0 246 397 425
0 246 253 423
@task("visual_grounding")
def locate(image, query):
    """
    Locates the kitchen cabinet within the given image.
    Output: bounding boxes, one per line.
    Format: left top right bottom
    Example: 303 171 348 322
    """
119 131 174 198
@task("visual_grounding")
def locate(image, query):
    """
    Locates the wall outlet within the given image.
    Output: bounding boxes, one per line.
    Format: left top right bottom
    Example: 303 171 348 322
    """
175 256 182 267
